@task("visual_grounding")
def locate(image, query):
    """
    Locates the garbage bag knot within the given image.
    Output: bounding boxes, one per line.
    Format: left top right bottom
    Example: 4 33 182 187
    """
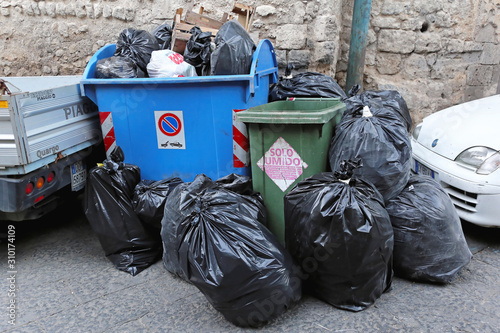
334 159 362 181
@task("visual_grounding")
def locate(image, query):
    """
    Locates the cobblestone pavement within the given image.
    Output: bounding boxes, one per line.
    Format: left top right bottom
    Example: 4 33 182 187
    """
1 197 499 333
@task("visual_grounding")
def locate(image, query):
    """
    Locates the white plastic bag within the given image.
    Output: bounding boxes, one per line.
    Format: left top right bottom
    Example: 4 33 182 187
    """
146 50 197 78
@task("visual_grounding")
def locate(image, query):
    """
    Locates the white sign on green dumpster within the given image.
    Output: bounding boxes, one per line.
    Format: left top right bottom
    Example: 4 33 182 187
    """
256 137 308 192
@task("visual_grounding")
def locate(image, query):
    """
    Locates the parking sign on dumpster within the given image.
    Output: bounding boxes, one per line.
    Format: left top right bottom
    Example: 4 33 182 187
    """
155 111 186 149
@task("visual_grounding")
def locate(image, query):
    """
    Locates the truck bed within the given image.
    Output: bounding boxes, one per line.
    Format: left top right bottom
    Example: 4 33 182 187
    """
0 76 102 174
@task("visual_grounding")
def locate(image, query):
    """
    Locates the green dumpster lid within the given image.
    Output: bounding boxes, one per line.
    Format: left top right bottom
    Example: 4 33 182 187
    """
235 98 346 124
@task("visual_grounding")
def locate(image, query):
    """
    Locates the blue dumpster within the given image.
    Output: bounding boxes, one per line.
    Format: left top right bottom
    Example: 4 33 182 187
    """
81 39 278 182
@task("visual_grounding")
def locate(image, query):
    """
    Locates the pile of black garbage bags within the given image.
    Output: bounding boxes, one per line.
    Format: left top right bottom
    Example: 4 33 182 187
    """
95 20 255 79
83 72 472 327
84 147 301 327
274 73 471 311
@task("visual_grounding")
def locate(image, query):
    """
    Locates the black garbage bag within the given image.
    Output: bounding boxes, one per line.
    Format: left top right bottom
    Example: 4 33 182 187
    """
214 173 255 195
161 174 301 327
183 26 213 76
114 28 160 73
151 24 172 50
270 64 347 102
95 56 146 79
84 147 162 276
348 89 413 133
386 174 472 283
328 94 412 203
211 20 256 75
284 160 393 312
346 83 361 98
101 146 139 195
132 177 183 229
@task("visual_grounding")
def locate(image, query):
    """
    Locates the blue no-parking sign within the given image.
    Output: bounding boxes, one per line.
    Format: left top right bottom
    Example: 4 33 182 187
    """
154 111 186 149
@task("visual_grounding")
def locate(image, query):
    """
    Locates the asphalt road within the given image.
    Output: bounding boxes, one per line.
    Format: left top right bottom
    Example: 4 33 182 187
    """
1 196 499 333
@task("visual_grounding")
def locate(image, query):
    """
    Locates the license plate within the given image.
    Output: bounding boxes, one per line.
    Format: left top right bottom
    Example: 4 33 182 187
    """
415 160 437 179
71 161 86 191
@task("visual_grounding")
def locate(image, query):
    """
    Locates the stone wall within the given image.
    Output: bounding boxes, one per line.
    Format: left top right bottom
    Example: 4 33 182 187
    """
0 0 195 76
0 0 343 77
251 0 343 76
337 0 500 123
1 0 498 123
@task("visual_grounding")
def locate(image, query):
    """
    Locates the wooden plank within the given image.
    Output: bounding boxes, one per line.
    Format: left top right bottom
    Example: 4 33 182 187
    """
171 29 188 53
174 31 192 40
175 8 183 22
232 3 254 31
184 10 224 30
171 23 189 53
237 13 247 30
175 22 195 32
174 22 219 35
232 3 253 16
171 40 187 54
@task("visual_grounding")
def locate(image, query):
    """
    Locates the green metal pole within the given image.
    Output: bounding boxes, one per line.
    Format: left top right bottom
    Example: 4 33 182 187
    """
345 0 372 94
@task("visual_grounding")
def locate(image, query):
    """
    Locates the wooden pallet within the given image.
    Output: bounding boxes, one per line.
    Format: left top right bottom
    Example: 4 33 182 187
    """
171 8 225 54
170 4 254 54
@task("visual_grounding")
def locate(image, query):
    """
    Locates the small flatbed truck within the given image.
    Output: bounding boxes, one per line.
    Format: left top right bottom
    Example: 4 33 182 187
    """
0 76 103 221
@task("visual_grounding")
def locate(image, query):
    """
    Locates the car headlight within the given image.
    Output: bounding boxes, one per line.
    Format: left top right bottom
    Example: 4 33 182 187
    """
477 152 500 175
456 146 500 175
412 122 422 140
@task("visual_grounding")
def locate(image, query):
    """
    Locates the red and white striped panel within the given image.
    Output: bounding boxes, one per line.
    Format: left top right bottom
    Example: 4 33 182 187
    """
233 109 249 168
99 111 116 157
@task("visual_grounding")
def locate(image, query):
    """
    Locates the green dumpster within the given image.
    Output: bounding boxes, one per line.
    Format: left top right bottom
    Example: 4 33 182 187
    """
236 98 346 243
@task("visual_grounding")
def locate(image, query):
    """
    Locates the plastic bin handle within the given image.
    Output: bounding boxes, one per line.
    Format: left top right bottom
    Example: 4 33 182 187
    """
246 40 278 102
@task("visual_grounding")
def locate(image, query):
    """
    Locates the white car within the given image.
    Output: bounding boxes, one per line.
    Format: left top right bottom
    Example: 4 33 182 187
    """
411 94 500 228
